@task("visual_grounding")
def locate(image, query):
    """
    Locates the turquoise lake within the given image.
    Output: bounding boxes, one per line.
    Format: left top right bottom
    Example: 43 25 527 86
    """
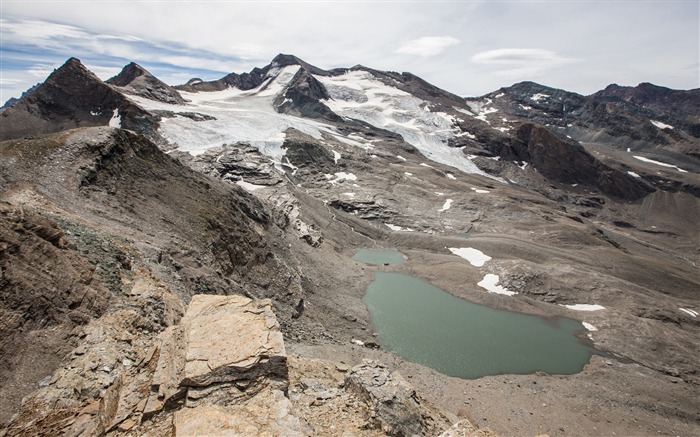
352 248 405 265
363 272 595 379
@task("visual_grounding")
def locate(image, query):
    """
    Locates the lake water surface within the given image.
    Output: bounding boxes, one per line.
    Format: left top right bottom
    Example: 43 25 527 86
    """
352 248 405 265
364 272 594 379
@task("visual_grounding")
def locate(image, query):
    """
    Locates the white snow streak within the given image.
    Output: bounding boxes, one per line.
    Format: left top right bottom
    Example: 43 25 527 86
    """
628 171 641 178
633 156 687 173
650 120 673 130
471 187 490 194
332 150 341 164
563 304 606 311
679 308 698 317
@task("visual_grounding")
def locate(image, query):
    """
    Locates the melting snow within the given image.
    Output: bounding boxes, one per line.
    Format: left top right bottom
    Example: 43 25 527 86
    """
317 71 494 178
435 192 444 196
477 274 516 296
446 173 456 180
455 131 476 139
385 223 414 232
448 247 491 267
325 172 358 184
90 110 101 116
236 180 266 191
633 156 687 173
563 304 606 311
628 171 641 178
530 93 550 102
438 199 453 212
332 150 341 164
471 187 490 194
679 308 698 317
582 322 598 332
109 109 121 128
396 155 407 161
650 120 673 130
404 172 413 176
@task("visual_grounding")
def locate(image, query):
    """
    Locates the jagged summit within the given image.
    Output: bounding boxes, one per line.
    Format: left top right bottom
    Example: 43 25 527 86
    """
270 53 328 76
107 61 185 104
0 58 153 141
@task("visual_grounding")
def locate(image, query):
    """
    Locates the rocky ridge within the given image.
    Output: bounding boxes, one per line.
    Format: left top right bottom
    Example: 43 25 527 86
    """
1 54 698 436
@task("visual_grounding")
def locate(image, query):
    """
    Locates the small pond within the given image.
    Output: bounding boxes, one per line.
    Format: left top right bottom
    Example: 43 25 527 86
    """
352 248 405 265
363 272 595 379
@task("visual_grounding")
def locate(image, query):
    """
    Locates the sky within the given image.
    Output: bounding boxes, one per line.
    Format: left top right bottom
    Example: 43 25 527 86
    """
1 0 698 104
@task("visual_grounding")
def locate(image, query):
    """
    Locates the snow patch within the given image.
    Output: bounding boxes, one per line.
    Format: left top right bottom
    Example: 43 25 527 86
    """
650 120 673 130
446 173 456 180
628 171 641 178
332 150 341 164
109 108 121 128
236 180 266 191
477 274 516 296
448 247 491 267
679 308 698 317
563 304 606 311
438 199 453 212
471 187 490 194
396 155 407 161
404 172 413 176
530 93 550 102
582 322 598 332
385 223 414 232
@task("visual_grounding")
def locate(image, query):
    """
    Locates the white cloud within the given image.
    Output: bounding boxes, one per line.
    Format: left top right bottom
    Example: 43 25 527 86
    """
396 36 460 56
471 48 576 78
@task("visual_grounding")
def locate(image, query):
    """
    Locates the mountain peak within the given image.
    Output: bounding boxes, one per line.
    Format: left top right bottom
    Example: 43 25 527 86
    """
270 53 327 75
106 62 149 87
107 62 185 104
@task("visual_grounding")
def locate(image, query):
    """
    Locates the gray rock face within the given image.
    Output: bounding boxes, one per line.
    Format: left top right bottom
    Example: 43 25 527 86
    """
0 58 156 141
107 62 186 105
345 360 448 436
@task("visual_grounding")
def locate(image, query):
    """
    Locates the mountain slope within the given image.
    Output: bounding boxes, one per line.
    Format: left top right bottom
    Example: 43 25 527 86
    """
1 54 699 436
106 62 186 104
0 58 156 141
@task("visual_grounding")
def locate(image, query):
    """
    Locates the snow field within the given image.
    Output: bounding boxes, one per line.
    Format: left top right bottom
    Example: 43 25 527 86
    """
448 247 492 267
317 71 493 177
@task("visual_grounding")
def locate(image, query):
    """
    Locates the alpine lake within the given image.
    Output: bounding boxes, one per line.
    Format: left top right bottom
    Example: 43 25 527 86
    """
353 248 596 379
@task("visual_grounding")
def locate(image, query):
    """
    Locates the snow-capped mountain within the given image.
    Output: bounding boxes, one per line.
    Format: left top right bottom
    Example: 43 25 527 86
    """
2 54 699 436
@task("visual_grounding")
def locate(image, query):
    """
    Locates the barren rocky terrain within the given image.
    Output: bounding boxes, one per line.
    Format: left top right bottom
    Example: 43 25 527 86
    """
0 56 698 436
